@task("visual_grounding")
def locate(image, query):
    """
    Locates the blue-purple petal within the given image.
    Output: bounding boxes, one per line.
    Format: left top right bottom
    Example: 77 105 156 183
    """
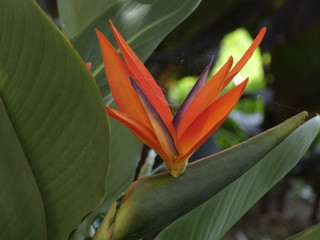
173 58 213 130
130 76 178 156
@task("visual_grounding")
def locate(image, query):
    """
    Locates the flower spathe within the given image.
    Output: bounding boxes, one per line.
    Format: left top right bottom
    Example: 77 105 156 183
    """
96 21 266 177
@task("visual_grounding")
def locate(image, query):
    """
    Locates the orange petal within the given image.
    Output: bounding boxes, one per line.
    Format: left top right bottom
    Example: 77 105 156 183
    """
223 27 266 88
106 106 171 162
108 20 175 136
177 79 248 159
173 59 213 130
177 57 233 136
130 76 178 160
86 62 92 70
96 30 152 129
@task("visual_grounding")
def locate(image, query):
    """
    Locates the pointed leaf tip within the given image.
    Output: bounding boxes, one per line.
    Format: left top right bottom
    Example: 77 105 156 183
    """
94 112 311 240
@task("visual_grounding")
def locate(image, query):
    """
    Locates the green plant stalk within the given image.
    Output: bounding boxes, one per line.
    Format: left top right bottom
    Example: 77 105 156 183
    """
94 112 308 240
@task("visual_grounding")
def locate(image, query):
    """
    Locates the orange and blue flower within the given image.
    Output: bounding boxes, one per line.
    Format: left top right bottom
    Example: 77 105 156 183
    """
96 21 266 177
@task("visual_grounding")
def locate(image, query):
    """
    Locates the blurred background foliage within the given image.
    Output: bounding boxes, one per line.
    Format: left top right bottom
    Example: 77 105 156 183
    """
36 0 320 239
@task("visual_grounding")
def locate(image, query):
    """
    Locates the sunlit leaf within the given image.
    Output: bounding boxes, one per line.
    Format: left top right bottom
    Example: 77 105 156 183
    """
70 0 202 101
57 0 118 38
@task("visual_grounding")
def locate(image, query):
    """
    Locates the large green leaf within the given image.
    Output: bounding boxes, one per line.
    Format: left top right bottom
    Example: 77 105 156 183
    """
105 118 142 202
286 224 320 240
94 112 315 240
156 115 320 240
0 98 46 239
70 0 201 100
0 0 109 239
57 0 118 38
71 116 142 239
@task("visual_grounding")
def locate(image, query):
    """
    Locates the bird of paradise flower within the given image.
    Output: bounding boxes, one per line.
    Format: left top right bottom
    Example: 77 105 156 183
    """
96 21 266 177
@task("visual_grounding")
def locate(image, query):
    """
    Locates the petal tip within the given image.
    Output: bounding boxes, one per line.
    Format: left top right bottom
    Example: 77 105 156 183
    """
95 29 104 38
86 62 92 70
109 19 118 34
257 27 267 40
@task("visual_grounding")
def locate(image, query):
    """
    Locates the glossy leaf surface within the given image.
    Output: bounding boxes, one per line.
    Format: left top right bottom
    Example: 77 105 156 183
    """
70 0 201 99
57 0 118 38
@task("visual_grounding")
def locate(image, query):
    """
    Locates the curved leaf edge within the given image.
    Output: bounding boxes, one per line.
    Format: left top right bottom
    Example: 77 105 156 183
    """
94 111 311 240
285 223 320 240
